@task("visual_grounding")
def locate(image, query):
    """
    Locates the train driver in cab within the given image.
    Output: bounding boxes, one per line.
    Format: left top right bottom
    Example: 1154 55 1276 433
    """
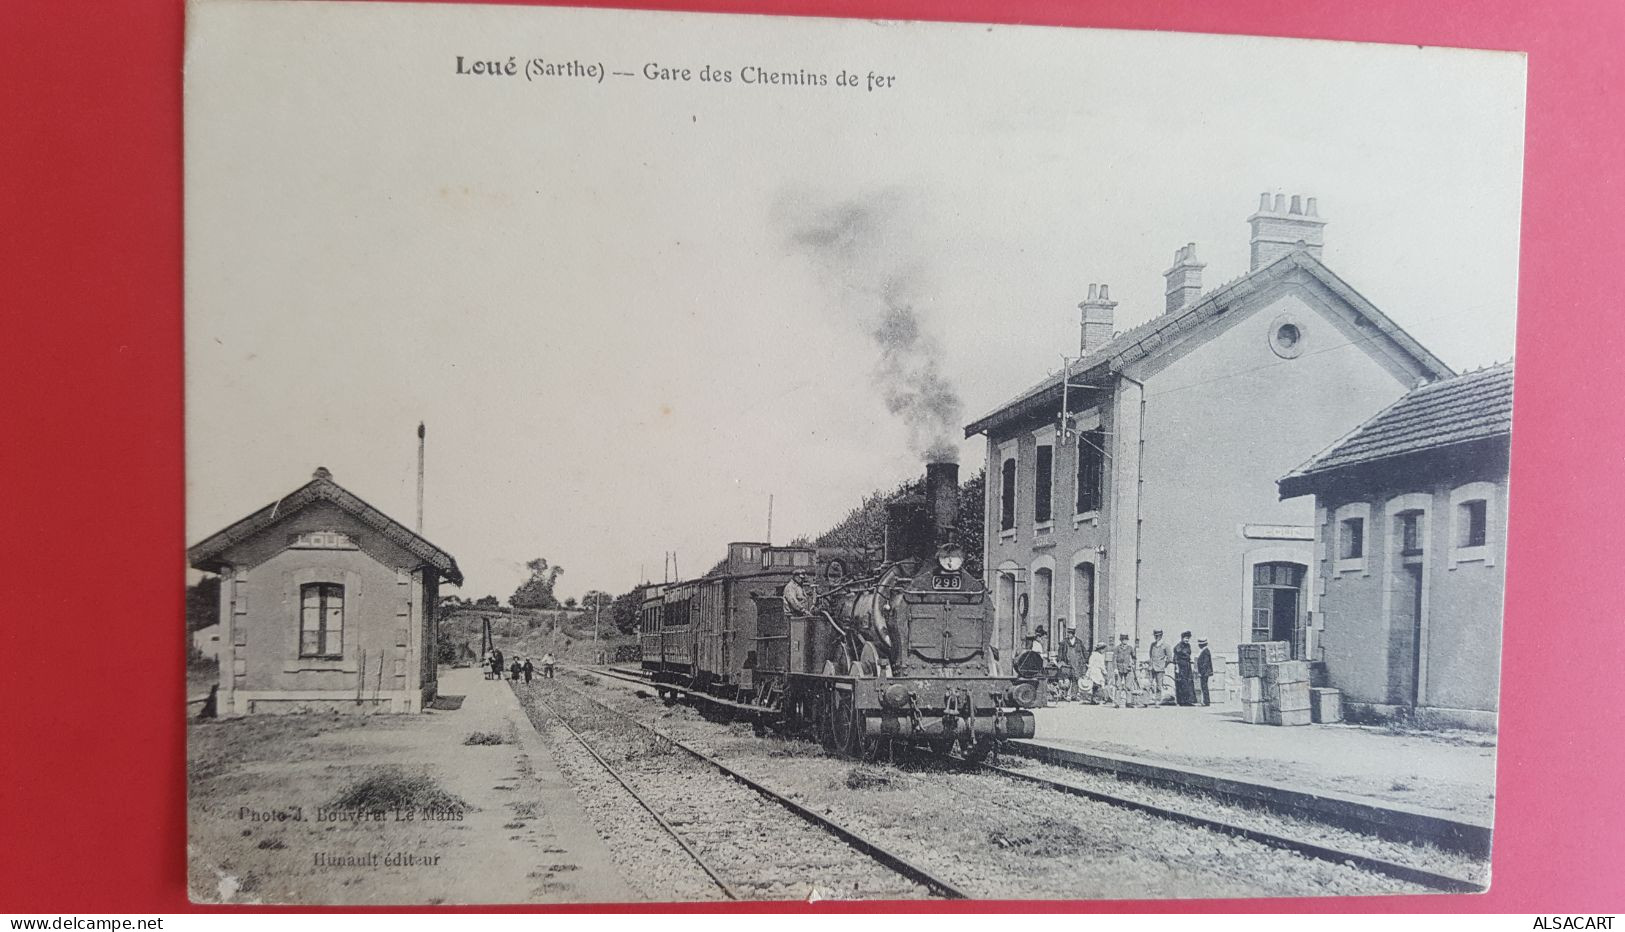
783 569 814 616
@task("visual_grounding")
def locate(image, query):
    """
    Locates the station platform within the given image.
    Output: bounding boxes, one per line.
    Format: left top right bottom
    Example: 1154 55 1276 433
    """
1020 697 1497 827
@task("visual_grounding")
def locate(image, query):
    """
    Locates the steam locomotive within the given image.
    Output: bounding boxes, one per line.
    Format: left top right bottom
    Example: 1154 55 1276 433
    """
639 462 1039 760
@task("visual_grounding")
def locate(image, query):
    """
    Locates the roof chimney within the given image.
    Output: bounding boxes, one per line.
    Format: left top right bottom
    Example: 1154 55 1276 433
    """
1247 192 1327 270
1078 283 1117 355
1163 243 1205 314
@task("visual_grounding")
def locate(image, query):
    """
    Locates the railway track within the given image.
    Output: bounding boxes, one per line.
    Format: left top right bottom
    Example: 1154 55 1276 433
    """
583 663 1484 894
517 677 967 901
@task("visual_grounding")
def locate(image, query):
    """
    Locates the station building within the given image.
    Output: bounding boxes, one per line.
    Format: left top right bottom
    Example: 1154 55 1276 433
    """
965 194 1455 667
187 467 464 715
1277 363 1512 729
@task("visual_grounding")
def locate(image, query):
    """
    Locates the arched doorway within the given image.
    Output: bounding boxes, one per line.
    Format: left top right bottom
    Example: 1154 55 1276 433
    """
995 563 1021 661
1251 562 1307 658
1072 560 1096 647
1032 567 1054 653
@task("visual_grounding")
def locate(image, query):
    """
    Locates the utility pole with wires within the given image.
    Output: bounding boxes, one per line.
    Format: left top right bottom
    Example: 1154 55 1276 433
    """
1056 354 1113 459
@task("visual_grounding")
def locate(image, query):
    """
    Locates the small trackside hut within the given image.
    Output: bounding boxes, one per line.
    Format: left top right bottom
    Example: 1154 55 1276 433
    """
187 467 464 715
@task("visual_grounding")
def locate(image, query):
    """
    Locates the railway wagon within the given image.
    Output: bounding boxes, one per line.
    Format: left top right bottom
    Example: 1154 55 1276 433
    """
645 461 1039 760
640 543 815 697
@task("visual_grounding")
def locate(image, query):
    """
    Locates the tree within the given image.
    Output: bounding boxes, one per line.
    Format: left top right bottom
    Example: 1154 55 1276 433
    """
186 576 221 633
958 466 986 579
510 557 564 610
474 595 500 608
580 590 614 612
610 588 642 635
563 596 578 609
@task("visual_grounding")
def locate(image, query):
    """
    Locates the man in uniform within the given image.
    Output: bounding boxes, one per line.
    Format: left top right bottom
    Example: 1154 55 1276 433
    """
782 570 814 616
1147 630 1172 703
1111 634 1136 708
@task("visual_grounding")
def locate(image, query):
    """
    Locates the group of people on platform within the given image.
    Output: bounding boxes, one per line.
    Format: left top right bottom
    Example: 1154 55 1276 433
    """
1023 624 1214 708
481 647 556 684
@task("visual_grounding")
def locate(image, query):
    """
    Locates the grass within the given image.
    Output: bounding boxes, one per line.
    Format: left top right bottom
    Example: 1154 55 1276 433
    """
463 730 507 745
328 766 470 813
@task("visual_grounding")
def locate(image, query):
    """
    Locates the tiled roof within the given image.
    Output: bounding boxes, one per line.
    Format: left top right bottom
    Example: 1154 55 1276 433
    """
187 471 464 585
963 250 1455 437
1282 362 1514 483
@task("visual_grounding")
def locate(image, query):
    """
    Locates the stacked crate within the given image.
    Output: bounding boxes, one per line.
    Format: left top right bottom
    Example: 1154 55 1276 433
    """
1264 660 1312 725
1310 687 1343 723
1235 641 1288 724
1236 642 1311 725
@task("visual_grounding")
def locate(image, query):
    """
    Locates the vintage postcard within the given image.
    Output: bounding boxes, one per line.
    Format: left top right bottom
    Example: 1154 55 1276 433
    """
184 0 1525 904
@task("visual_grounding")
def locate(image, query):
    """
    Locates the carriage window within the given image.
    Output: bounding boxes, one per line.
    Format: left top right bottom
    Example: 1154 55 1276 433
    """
299 582 344 658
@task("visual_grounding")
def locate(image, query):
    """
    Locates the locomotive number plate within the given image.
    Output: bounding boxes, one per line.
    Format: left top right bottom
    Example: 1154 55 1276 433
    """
931 574 962 591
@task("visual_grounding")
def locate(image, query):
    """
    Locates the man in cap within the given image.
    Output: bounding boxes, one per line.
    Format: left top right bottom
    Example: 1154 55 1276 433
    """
782 570 814 616
1111 634 1136 708
1196 638 1214 706
1146 629 1172 704
1055 622 1087 701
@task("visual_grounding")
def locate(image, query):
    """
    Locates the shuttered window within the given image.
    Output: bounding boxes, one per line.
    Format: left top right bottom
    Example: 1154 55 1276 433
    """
1034 444 1053 523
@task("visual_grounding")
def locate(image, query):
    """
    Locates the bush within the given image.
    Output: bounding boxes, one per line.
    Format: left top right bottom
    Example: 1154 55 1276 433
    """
463 731 507 746
328 767 469 812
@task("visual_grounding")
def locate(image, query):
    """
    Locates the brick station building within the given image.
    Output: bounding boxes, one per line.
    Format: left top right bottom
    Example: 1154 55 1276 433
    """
966 194 1456 668
187 467 463 715
1278 363 1513 729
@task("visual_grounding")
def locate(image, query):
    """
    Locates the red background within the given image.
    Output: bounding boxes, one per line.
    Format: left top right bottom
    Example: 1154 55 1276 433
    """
2 0 1621 913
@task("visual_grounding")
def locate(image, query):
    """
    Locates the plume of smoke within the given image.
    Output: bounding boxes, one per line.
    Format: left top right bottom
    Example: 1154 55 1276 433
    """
776 189 963 463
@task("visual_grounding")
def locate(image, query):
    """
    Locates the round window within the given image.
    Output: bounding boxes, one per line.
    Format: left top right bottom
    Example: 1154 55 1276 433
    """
1268 315 1307 358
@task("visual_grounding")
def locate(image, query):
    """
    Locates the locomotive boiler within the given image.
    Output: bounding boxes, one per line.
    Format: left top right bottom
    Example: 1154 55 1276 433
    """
640 461 1039 760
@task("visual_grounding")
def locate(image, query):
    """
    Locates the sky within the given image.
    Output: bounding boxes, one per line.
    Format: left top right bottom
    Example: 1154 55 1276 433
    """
185 1 1527 600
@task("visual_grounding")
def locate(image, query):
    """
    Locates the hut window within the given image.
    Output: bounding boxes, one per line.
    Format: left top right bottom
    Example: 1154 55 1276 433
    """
300 582 345 658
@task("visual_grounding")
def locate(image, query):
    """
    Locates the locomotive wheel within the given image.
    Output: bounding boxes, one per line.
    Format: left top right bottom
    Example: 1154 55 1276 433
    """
827 691 859 759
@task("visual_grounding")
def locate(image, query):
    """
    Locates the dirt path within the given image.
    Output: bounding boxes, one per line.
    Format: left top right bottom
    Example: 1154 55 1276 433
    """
188 665 634 905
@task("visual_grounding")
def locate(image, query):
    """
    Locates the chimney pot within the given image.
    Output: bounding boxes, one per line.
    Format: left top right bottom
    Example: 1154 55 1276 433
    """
1078 281 1118 355
1163 239 1207 314
1259 192 1272 211
1249 191 1327 270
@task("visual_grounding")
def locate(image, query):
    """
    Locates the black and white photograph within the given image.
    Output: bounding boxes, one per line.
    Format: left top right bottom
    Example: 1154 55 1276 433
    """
182 0 1525 905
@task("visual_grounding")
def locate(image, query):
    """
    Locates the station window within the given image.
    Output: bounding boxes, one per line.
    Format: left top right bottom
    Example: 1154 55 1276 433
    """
1000 457 1017 531
1034 444 1053 524
1398 511 1424 557
1339 517 1365 560
1457 500 1487 548
1075 428 1104 515
299 582 344 658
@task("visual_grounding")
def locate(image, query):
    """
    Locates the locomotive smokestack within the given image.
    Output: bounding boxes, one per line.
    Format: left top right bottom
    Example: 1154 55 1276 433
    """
925 461 959 549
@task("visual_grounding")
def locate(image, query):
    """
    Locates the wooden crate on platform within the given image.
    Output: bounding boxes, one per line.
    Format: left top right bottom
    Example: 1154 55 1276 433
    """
1263 660 1311 689
1311 687 1343 723
1239 676 1266 702
1266 705 1312 726
1270 680 1312 712
1237 641 1290 678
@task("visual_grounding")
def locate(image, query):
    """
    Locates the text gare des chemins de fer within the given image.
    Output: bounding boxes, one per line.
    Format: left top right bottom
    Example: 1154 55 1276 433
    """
455 55 898 91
